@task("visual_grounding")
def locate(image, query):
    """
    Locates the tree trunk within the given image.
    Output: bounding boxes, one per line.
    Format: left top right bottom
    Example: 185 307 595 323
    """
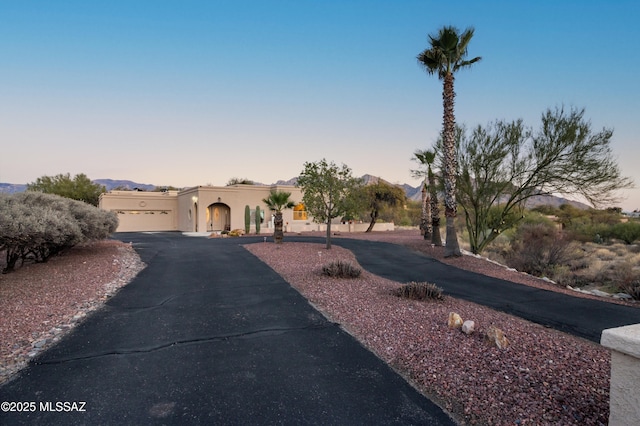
274 211 284 244
442 72 462 257
366 210 378 233
325 220 332 249
421 180 432 240
431 216 442 246
430 174 443 246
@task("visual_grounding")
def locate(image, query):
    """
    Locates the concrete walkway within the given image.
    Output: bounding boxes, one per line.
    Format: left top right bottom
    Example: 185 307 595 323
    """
0 232 456 425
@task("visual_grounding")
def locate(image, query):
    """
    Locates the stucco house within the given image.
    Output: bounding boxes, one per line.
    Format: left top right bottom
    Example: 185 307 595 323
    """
99 184 394 234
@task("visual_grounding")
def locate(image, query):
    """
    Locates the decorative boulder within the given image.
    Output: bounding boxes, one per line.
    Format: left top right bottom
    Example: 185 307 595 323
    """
486 325 510 349
448 312 463 328
462 320 475 335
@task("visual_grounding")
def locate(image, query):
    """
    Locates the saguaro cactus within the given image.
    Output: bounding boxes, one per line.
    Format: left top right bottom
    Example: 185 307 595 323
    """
244 205 250 234
255 206 261 234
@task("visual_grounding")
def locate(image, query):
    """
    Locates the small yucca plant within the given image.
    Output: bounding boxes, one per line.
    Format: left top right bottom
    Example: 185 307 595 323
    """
392 281 444 301
321 260 362 278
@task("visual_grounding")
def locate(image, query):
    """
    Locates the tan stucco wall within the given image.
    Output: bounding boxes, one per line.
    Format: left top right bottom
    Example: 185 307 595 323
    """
99 190 179 232
177 184 305 233
100 185 308 233
100 184 395 234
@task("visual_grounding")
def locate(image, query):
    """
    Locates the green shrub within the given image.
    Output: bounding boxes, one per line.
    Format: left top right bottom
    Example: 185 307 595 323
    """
608 222 640 244
392 281 444 301
321 260 361 278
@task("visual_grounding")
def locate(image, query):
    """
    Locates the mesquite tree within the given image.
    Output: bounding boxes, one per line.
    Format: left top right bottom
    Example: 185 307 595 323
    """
455 106 633 254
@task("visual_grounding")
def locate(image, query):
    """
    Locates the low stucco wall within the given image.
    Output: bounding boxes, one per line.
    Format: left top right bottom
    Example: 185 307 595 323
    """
287 222 394 233
601 323 640 425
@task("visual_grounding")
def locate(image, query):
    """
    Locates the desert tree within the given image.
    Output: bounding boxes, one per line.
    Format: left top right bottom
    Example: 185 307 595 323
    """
456 106 633 254
417 25 481 257
262 190 295 243
27 173 106 206
296 159 363 249
357 178 406 233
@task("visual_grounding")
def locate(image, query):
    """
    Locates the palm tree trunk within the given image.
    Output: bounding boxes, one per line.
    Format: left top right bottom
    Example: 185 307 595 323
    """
442 72 462 257
274 211 284 244
421 180 432 240
429 170 443 246
432 215 442 246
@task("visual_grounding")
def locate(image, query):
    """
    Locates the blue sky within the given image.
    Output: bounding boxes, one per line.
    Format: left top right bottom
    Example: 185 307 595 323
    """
1 1 639 210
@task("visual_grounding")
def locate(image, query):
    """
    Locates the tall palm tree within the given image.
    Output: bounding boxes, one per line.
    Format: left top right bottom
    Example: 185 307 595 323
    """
262 190 295 244
417 26 481 257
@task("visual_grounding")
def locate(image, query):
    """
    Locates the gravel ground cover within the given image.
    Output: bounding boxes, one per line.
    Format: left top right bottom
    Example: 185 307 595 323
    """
0 240 145 385
245 231 612 425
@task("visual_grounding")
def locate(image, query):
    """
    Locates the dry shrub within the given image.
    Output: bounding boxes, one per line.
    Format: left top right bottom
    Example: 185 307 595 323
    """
506 223 579 278
625 252 640 264
608 261 640 300
392 281 444 301
593 247 616 261
321 260 362 278
620 282 640 300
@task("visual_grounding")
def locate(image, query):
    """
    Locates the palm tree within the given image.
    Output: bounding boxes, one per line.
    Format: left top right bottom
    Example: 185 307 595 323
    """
413 149 443 246
413 150 433 240
262 190 295 244
417 26 481 257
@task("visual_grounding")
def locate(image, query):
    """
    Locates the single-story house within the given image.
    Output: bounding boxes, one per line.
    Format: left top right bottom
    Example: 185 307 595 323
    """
99 184 394 234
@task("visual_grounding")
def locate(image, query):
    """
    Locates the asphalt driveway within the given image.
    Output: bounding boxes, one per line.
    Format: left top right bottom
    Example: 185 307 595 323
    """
0 232 455 425
322 237 640 343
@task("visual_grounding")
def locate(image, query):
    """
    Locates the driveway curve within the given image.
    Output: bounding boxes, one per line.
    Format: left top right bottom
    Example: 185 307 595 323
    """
280 235 640 343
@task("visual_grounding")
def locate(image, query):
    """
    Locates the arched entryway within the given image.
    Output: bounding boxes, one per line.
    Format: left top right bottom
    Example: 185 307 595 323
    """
207 203 230 232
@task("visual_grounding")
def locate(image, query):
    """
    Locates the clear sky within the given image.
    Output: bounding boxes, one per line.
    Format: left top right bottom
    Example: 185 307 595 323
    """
1 1 639 210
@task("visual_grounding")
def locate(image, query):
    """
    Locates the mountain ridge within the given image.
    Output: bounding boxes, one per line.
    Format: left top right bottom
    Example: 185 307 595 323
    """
0 176 590 209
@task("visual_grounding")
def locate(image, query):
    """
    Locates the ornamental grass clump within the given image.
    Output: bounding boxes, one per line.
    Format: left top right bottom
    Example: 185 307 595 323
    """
321 260 362 278
392 281 444 301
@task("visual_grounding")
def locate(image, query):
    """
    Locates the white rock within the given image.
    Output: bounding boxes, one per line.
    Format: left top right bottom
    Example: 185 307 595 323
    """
613 293 632 300
462 320 475 335
590 289 611 297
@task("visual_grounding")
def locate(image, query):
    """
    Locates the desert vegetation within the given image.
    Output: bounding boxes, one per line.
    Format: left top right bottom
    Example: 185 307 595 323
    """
321 260 362 279
457 205 640 300
0 192 118 273
392 281 444 301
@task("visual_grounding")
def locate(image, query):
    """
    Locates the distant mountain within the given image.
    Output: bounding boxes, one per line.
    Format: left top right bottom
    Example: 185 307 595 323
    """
274 177 298 186
0 176 590 210
0 180 156 194
0 183 27 194
93 179 156 191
